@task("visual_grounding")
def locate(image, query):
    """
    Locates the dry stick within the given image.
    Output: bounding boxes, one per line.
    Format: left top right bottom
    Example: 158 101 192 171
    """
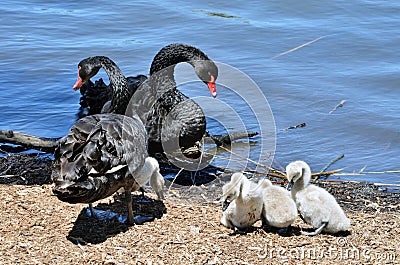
271 35 327 60
219 145 286 179
359 165 368 173
320 154 344 173
245 168 290 179
312 169 341 178
334 169 400 175
0 164 12 176
373 183 400 188
329 100 347 114
0 128 256 154
315 154 344 181
319 179 361 185
219 146 342 181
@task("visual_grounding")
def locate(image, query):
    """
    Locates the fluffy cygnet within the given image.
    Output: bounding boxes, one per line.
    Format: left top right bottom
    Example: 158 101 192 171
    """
114 157 165 201
286 161 350 236
138 157 165 200
220 173 263 232
258 179 297 229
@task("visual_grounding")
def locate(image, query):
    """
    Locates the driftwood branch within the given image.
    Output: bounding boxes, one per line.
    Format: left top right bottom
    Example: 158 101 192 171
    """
0 129 258 154
0 129 61 153
207 131 258 146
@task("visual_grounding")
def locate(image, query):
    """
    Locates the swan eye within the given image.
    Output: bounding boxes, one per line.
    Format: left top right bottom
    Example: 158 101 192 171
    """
78 65 89 80
208 72 215 83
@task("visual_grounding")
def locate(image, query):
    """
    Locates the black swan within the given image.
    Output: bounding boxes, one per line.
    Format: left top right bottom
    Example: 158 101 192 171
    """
73 44 218 157
53 57 164 224
77 75 147 118
52 114 164 224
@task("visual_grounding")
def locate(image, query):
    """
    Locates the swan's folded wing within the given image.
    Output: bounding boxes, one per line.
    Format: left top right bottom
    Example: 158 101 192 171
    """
85 114 147 175
55 115 99 161
305 189 322 202
126 79 157 124
57 114 147 178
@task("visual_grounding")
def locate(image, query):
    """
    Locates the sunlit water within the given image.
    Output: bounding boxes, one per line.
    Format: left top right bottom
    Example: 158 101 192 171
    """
1 0 399 187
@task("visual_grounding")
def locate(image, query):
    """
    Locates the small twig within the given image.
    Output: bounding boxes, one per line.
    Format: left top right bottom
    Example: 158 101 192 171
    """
373 183 400 188
219 146 286 178
312 169 342 179
316 154 344 181
271 35 327 59
245 168 287 179
359 165 368 173
333 169 400 176
317 179 361 185
329 100 346 114
0 164 13 176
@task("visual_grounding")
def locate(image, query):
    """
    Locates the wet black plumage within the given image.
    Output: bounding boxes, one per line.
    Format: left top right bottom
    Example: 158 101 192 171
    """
52 114 147 204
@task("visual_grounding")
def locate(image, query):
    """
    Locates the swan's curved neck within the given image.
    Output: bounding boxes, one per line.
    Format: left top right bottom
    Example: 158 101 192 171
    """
150 44 206 74
293 178 307 191
96 56 129 114
149 44 209 95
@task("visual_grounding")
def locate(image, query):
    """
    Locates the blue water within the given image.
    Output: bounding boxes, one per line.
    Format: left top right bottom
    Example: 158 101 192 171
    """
1 1 399 186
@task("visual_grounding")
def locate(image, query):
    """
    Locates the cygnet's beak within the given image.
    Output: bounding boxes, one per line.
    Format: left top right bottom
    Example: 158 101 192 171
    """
286 181 294 191
222 199 231 211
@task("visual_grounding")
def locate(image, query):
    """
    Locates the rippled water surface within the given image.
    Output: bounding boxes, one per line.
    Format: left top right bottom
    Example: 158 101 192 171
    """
1 0 399 186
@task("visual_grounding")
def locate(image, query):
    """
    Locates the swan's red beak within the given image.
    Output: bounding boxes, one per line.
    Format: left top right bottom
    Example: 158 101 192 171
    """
73 66 83 91
207 82 216 98
73 76 83 91
207 75 217 98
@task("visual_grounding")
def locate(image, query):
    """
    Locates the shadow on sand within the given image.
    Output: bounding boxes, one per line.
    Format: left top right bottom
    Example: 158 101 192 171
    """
67 194 166 245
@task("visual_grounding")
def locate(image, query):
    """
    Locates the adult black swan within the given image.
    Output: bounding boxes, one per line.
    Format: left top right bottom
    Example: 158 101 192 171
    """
77 75 147 118
53 57 165 224
52 114 165 224
73 44 218 158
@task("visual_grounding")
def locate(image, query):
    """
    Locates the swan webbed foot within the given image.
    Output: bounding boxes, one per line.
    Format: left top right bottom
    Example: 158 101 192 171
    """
156 190 164 201
125 189 134 225
302 222 328 236
88 203 97 219
139 187 146 198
